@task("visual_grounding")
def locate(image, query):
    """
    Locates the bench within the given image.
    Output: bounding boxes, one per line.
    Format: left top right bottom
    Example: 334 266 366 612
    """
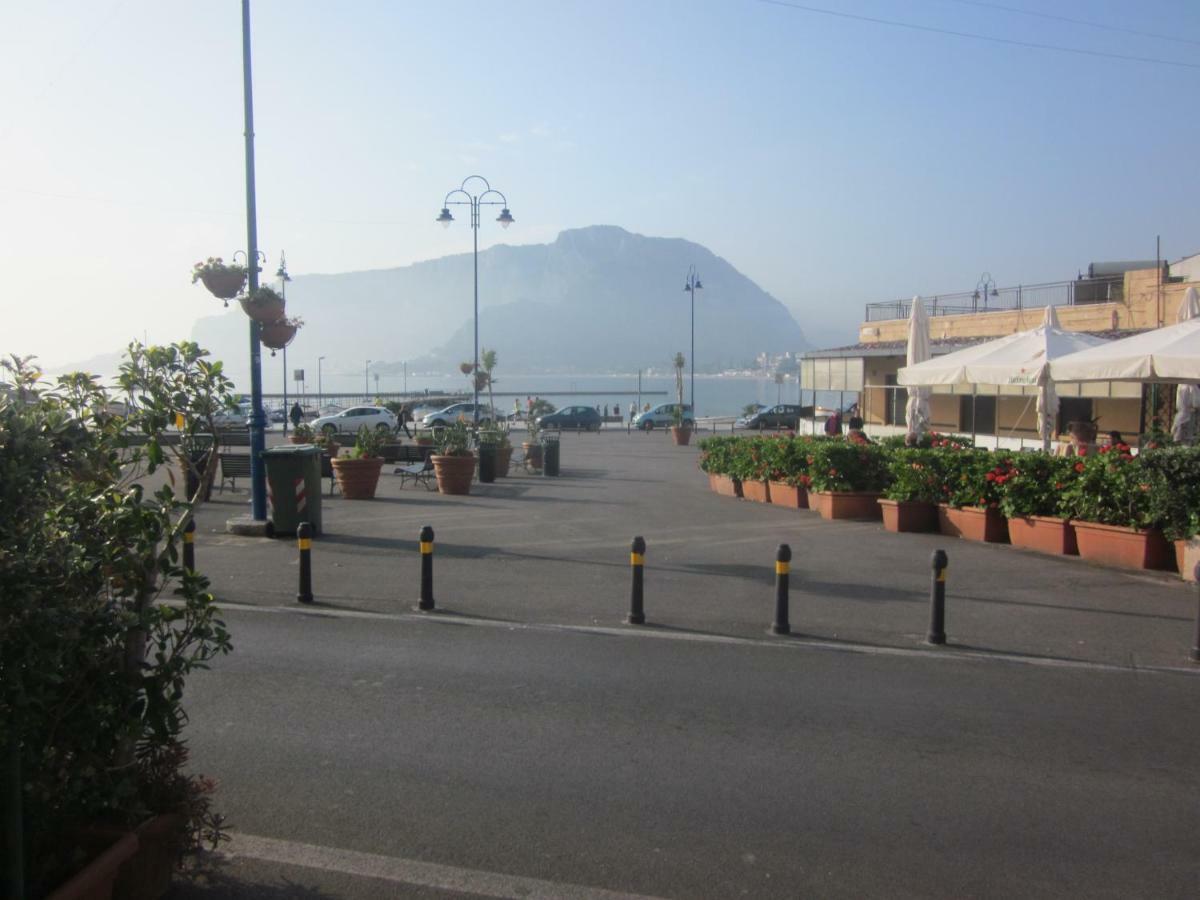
392 445 435 489
218 452 252 493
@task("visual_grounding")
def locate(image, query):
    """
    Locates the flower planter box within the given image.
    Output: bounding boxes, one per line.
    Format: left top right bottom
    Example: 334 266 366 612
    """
811 491 882 521
707 473 742 498
938 505 1009 543
1008 515 1078 556
47 832 139 900
670 425 693 446
879 499 937 533
1175 538 1200 582
432 454 475 495
1073 521 1174 571
331 457 384 499
741 480 771 503
768 481 808 509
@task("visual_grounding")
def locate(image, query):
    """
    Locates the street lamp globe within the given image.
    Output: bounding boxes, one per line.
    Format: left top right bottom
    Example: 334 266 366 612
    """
437 208 454 228
496 208 514 229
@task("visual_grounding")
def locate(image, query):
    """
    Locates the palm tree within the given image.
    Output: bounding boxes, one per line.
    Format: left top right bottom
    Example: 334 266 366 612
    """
673 352 686 407
480 348 498 417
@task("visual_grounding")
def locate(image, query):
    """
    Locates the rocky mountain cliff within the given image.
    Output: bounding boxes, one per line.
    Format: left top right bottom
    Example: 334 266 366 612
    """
191 225 807 382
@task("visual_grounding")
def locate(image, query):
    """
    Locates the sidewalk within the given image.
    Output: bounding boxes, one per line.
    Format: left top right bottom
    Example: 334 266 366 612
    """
189 430 1199 671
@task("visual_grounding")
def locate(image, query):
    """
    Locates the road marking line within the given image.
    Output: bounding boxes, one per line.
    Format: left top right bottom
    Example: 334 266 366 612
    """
199 600 1200 677
227 833 666 900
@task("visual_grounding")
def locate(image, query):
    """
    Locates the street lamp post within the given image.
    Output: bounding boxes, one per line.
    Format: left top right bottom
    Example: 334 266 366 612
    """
437 176 513 427
683 266 703 415
277 252 291 435
318 356 325 410
974 272 998 312
364 360 370 401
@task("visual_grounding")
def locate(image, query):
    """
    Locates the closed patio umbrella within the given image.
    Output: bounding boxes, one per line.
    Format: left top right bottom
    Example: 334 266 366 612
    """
904 297 931 439
1172 287 1200 444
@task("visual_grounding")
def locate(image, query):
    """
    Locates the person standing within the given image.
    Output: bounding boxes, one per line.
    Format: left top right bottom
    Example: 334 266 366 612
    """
289 401 303 429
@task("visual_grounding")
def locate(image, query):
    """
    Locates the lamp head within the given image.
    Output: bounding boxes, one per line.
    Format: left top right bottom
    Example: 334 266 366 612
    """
437 208 454 228
496 208 514 229
695 278 703 290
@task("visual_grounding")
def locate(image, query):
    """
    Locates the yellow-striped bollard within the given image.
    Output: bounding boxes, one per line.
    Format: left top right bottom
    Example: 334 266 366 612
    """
627 536 646 625
927 549 947 645
183 519 196 572
772 544 791 635
297 522 314 604
418 525 435 611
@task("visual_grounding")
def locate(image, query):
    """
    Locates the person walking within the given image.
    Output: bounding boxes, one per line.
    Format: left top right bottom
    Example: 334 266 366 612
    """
397 406 413 439
289 401 303 429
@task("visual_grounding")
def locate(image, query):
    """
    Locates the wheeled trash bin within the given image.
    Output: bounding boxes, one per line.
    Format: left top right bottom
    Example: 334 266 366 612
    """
541 434 560 477
261 445 323 537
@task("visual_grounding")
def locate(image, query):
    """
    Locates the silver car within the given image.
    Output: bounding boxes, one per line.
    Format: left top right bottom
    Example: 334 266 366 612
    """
312 405 398 436
633 403 695 430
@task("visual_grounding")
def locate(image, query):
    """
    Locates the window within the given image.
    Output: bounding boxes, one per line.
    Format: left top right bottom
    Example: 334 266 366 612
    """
959 395 997 434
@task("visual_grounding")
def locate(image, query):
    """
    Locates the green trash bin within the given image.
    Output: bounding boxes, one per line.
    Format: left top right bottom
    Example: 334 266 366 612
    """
261 445 323 537
541 434 560 477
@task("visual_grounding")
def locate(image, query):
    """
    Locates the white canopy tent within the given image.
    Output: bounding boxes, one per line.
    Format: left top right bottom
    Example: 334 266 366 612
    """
898 306 1110 450
1048 313 1200 384
904 297 931 438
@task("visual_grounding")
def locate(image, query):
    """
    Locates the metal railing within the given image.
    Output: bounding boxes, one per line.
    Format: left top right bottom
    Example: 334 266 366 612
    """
864 276 1124 322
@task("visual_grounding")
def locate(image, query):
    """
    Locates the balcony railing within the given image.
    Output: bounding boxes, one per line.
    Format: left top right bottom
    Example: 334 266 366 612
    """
864 276 1124 322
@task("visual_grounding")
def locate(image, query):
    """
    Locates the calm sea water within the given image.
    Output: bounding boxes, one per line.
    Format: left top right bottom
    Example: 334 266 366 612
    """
258 371 852 419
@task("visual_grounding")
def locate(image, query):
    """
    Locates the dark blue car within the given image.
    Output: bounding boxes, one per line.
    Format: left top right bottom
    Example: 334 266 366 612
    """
536 405 603 432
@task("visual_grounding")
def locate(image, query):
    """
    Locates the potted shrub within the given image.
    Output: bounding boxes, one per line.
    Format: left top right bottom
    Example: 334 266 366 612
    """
491 427 514 477
698 436 742 498
807 441 890 520
670 403 693 446
237 286 286 323
290 422 315 445
1142 446 1200 580
998 453 1079 555
523 414 544 471
732 436 771 503
313 429 340 458
1060 447 1172 570
937 450 1012 543
331 426 387 499
432 421 476 494
879 448 943 533
191 256 246 301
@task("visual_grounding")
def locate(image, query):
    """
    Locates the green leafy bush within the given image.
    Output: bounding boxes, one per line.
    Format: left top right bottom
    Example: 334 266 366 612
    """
1139 445 1200 539
698 436 741 476
806 441 890 493
1060 445 1154 528
883 448 950 503
998 453 1077 519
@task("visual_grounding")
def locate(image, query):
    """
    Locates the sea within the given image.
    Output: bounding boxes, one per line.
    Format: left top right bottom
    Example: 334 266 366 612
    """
258 371 852 419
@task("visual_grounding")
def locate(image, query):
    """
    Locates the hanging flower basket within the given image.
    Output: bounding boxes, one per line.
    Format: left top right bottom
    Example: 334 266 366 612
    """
260 317 302 351
238 286 286 323
192 258 246 300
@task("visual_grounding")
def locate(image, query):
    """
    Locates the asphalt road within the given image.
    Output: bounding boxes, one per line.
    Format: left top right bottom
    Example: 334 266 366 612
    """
179 607 1200 899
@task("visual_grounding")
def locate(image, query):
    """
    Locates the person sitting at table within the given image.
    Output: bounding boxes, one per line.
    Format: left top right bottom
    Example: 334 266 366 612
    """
846 416 871 445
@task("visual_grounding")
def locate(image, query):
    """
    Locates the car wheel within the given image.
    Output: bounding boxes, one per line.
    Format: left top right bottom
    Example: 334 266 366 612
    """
430 419 445 428
376 423 391 434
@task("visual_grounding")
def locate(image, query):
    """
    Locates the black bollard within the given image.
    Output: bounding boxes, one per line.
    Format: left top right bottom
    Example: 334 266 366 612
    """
296 522 314 604
417 525 435 611
183 518 196 572
772 544 791 635
927 549 947 645
1192 562 1200 663
627 536 646 624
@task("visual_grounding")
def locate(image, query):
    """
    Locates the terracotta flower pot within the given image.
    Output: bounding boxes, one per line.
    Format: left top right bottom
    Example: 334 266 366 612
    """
768 481 808 508
811 491 883 521
708 473 742 498
741 480 771 503
879 499 937 533
937 505 1009 543
1073 521 1174 571
1008 515 1078 556
102 813 186 900
199 267 246 300
432 454 475 494
670 425 693 446
288 434 309 445
522 442 543 470
331 456 384 499
1175 538 1200 582
46 832 139 900
239 293 286 323
495 445 514 477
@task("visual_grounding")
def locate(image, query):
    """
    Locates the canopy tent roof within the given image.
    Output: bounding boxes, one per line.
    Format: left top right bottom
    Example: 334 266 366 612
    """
1049 315 1200 383
897 307 1110 387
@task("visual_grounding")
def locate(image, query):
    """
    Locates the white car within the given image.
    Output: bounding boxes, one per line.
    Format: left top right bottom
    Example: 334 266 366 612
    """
419 403 497 428
312 405 398 436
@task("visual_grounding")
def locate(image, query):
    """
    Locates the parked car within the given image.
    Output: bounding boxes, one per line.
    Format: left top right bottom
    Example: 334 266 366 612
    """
633 403 695 430
420 403 497 427
537 405 603 432
269 407 288 423
312 405 398 436
738 404 806 430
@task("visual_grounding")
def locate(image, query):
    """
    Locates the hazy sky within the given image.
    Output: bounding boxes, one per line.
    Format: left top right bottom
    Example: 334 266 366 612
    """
4 0 1200 369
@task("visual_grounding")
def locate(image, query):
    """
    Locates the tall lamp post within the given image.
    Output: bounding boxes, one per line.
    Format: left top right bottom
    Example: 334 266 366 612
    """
364 360 371 401
276 252 291 435
683 266 703 414
437 176 513 426
974 272 998 312
318 355 325 410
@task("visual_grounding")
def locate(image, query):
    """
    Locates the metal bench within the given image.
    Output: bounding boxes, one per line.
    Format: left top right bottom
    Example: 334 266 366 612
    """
218 452 253 493
393 445 435 489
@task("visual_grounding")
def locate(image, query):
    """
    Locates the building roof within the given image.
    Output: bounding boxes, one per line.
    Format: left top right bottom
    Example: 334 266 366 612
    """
802 329 1149 361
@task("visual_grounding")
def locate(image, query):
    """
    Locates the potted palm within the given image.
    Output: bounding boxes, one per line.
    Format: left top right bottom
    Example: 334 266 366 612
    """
191 257 246 301
670 352 693 445
331 426 386 499
432 421 476 494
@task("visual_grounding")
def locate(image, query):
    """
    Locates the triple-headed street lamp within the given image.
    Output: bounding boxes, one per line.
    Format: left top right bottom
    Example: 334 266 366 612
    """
684 266 703 414
437 176 513 426
974 272 998 312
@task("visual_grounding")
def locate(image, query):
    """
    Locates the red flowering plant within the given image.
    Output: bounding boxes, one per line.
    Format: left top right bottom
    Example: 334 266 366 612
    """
727 436 772 483
760 435 818 486
697 436 741 476
1060 443 1155 528
806 441 890 493
997 453 1078 520
943 450 1015 509
883 448 950 503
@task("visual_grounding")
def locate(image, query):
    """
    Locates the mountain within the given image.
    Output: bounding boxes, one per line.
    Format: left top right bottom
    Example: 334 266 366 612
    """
190 226 807 383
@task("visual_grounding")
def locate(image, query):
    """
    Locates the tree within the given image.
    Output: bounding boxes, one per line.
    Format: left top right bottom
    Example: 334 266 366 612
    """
673 352 686 407
480 347 498 415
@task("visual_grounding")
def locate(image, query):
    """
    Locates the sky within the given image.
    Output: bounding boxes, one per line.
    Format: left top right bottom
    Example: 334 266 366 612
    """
3 0 1200 370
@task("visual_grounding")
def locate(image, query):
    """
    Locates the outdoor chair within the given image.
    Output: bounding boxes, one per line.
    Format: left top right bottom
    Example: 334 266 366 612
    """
218 452 252 493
